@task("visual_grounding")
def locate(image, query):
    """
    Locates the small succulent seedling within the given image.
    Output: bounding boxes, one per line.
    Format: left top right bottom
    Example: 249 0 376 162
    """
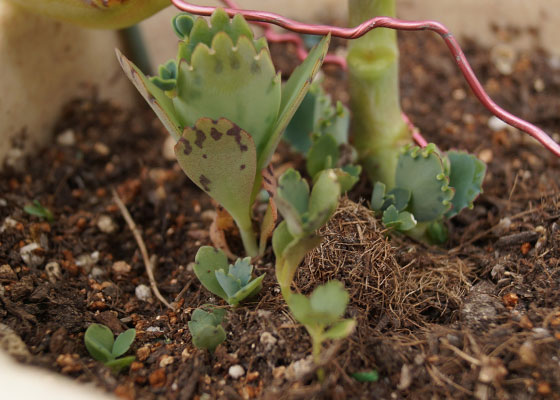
24 200 54 222
117 9 330 257
284 80 361 188
371 143 485 242
188 307 227 352
194 246 265 307
84 324 136 372
288 280 356 380
273 168 343 297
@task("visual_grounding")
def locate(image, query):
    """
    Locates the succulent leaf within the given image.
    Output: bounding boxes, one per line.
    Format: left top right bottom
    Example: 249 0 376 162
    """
84 324 114 363
382 205 416 231
395 144 454 222
111 329 136 358
188 308 226 352
173 33 281 151
229 257 253 287
174 118 256 232
227 274 265 306
276 169 310 236
306 133 339 178
445 151 486 218
116 49 182 141
288 280 350 326
338 165 362 194
306 169 341 233
215 270 242 299
371 182 387 211
285 80 350 154
386 187 411 212
323 319 357 340
259 34 331 170
194 246 229 300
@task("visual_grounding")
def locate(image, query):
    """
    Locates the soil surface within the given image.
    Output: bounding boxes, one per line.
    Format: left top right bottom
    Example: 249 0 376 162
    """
1 30 560 400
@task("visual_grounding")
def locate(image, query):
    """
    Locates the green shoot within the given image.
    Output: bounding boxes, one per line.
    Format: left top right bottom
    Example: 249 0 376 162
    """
288 280 356 381
84 324 136 372
188 307 227 352
24 200 54 222
194 246 265 307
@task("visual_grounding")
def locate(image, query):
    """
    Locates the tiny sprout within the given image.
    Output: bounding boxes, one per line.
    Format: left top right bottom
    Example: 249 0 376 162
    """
194 246 265 307
288 280 356 381
84 324 136 372
188 307 227 352
352 370 379 382
24 200 54 222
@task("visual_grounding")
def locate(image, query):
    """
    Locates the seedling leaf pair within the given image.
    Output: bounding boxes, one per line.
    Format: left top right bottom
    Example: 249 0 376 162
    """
84 324 136 372
188 307 226 352
194 246 264 306
288 281 356 378
273 169 342 291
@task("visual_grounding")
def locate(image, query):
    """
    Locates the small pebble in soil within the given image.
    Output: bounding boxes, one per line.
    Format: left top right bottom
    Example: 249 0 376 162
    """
228 364 245 379
20 243 44 268
181 348 191 361
76 252 100 272
0 198 7 207
45 262 62 283
90 266 107 280
137 346 151 362
97 215 117 234
519 341 537 366
1 217 19 233
259 332 277 352
159 355 174 368
112 261 132 275
490 43 517 75
286 356 313 380
162 136 176 161
146 326 164 333
0 264 17 281
56 129 76 146
149 368 166 388
135 284 152 302
93 142 110 156
478 149 493 164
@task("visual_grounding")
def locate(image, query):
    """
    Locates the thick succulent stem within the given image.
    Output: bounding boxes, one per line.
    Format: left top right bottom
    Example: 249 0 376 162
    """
347 0 410 188
237 218 259 258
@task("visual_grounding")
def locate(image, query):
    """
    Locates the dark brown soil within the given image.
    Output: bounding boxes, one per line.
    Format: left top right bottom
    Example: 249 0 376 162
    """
1 30 560 400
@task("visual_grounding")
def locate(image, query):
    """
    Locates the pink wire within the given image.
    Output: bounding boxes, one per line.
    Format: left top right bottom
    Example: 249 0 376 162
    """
172 0 560 158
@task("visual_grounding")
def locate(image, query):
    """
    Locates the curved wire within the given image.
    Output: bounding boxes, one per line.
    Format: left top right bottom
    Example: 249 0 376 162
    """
171 0 560 157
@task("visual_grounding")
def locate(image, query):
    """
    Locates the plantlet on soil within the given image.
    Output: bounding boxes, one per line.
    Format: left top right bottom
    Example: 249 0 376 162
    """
23 200 54 222
288 280 356 381
284 80 361 187
273 168 345 298
371 143 486 243
188 307 227 352
117 9 330 257
84 324 136 372
194 246 264 307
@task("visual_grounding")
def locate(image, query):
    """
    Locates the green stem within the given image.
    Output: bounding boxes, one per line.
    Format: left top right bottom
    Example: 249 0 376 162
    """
311 331 325 382
347 0 410 188
237 218 258 258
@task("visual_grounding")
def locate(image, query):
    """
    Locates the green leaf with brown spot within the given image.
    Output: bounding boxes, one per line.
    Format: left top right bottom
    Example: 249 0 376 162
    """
174 118 256 231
